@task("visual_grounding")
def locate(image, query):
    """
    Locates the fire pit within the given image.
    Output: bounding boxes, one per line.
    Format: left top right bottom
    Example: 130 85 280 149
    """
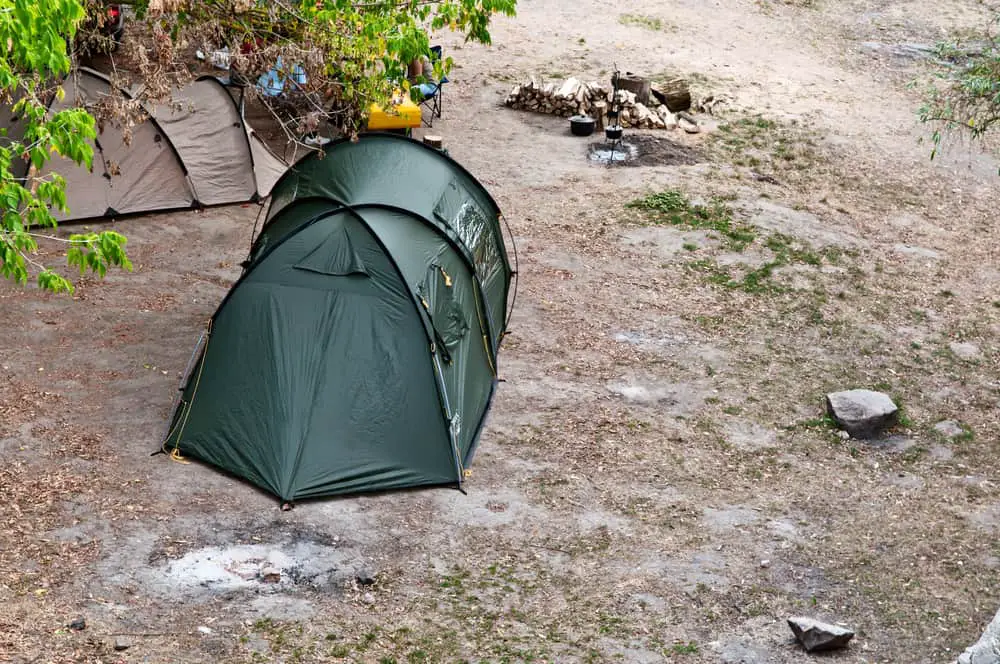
587 134 702 167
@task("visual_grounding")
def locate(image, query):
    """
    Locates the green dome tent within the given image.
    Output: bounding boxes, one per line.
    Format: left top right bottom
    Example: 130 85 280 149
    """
163 133 514 502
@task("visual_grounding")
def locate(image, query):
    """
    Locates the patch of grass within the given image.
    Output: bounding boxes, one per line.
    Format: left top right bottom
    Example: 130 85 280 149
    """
630 188 844 294
328 643 351 657
695 230 841 294
619 13 671 31
709 115 823 182
765 233 822 265
953 428 974 443
671 641 699 654
900 445 928 465
627 189 757 251
597 611 627 636
687 255 783 294
933 421 974 443
789 414 838 431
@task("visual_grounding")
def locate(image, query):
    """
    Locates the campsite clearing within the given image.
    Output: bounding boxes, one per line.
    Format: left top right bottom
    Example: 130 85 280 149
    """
3 1 1000 662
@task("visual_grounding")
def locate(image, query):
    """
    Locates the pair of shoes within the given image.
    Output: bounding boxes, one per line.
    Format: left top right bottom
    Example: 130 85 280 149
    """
303 134 331 147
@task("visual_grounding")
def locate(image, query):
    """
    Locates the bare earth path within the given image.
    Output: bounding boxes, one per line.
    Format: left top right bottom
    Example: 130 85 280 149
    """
3 1 1000 662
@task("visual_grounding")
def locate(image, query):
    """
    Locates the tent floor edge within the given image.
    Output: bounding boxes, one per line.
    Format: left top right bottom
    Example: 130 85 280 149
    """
462 378 499 469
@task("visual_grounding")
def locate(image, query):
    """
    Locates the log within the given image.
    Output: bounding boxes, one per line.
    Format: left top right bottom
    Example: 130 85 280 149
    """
592 101 608 130
651 78 692 112
618 73 651 105
423 135 443 149
657 104 678 129
634 102 651 123
555 78 578 99
587 82 606 99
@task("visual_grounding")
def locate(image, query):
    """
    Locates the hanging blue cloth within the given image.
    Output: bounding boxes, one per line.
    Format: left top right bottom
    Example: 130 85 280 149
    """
257 57 307 97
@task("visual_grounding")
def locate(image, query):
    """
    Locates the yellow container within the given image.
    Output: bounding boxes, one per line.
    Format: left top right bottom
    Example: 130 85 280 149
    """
367 93 422 130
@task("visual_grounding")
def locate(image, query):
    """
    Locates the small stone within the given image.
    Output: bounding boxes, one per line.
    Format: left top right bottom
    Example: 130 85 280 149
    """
356 568 377 587
934 420 965 439
838 430 850 440
717 639 770 664
260 567 281 583
787 617 855 652
678 117 700 134
892 243 941 260
113 637 132 651
949 342 981 360
760 559 771 568
826 389 898 439
361 592 376 605
197 625 213 635
68 617 86 631
929 444 954 461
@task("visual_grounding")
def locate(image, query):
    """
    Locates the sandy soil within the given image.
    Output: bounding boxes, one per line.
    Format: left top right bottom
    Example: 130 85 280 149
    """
4 1 1000 662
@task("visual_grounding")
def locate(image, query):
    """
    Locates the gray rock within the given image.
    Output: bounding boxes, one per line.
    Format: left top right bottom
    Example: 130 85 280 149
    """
113 637 132 651
717 639 769 664
788 617 855 652
950 342 981 360
861 42 941 62
826 390 898 439
893 243 941 260
361 592 376 605
355 567 377 586
930 444 955 461
957 607 1000 664
67 617 86 631
935 420 966 439
679 118 701 134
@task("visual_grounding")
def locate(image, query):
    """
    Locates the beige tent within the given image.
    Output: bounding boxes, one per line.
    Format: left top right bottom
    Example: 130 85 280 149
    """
2 67 287 222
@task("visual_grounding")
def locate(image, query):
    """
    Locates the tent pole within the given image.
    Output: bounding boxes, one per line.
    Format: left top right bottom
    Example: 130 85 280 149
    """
432 351 465 488
500 212 519 334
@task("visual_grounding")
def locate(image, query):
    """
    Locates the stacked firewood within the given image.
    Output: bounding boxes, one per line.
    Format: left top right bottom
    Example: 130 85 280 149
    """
504 77 604 116
504 76 698 130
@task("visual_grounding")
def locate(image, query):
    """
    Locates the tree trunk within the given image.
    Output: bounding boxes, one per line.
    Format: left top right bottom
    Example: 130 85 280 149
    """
617 73 651 105
651 78 692 112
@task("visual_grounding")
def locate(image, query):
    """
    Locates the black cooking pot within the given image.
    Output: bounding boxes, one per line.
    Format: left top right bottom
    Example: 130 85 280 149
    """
570 115 596 136
605 124 623 140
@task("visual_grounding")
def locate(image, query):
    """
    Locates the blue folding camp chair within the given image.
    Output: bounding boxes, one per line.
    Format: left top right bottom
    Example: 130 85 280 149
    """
415 46 448 127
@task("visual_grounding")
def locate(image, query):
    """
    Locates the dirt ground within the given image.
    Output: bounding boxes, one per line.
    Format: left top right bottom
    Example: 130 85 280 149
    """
4 0 1000 662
